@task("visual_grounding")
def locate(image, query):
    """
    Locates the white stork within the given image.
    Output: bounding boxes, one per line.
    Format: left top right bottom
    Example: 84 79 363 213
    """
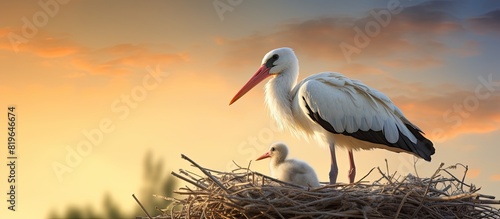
229 47 435 184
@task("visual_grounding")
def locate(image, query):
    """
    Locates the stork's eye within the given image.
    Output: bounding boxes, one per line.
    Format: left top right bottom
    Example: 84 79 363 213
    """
271 147 275 151
265 54 279 68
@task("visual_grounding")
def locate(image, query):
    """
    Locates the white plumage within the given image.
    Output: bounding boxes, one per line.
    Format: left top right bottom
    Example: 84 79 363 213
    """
256 142 320 187
293 72 419 149
230 47 434 184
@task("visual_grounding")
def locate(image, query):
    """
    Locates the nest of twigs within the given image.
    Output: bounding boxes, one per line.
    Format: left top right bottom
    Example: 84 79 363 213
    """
136 154 500 219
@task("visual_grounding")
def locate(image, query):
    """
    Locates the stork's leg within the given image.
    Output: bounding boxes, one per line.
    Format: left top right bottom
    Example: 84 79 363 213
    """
348 150 356 184
329 143 338 184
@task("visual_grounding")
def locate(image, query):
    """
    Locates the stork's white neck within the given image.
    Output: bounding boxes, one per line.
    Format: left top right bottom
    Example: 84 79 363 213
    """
264 63 299 130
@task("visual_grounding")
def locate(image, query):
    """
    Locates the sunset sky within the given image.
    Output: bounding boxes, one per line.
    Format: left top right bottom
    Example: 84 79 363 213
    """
1 0 499 218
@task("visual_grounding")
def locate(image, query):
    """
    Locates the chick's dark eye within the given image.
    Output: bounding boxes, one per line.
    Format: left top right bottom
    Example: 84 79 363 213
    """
272 54 279 60
271 147 275 151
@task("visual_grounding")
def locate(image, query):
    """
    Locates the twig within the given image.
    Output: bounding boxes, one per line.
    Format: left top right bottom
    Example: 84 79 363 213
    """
258 190 286 219
395 189 414 219
412 162 444 218
377 167 393 184
461 164 468 191
413 157 419 178
132 194 153 219
355 167 376 184
246 160 252 172
171 171 207 190
181 154 230 193
232 160 243 169
478 193 496 200
385 159 390 179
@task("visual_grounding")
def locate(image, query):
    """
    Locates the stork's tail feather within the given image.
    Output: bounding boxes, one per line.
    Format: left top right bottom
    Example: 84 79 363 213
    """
405 124 435 161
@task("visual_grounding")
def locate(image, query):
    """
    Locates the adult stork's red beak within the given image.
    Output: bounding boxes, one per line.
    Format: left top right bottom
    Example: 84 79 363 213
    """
229 65 271 105
255 151 271 161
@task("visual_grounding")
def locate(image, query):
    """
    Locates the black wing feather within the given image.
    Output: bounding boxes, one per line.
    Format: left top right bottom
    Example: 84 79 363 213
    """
303 97 435 161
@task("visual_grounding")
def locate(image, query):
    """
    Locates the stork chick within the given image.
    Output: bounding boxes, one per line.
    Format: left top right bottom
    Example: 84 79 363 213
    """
256 142 320 187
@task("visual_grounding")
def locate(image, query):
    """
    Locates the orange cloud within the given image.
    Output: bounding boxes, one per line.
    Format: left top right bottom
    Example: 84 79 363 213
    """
390 86 500 142
467 168 480 179
0 29 189 76
0 27 12 37
382 57 442 69
63 72 87 79
216 1 465 70
27 35 82 57
490 174 500 181
0 27 20 50
71 44 190 76
0 29 82 57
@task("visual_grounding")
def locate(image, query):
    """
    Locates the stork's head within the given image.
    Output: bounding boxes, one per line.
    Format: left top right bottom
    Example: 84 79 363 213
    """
229 47 298 105
256 142 289 163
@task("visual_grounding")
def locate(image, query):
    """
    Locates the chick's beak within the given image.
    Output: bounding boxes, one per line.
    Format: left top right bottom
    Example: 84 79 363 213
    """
255 151 271 161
